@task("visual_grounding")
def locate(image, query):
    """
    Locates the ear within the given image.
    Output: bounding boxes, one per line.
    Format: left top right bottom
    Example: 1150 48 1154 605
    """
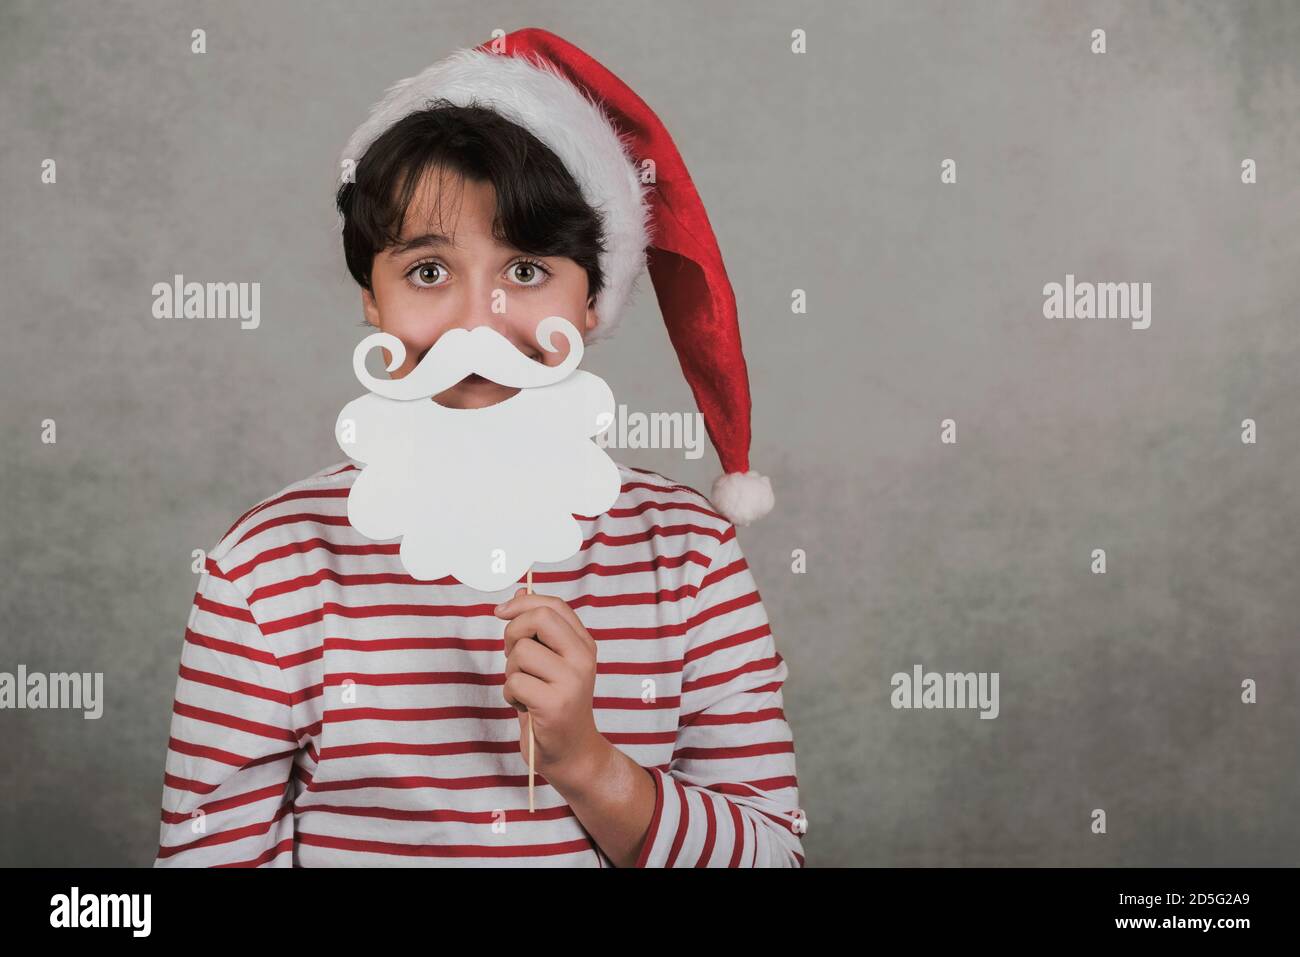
583 295 598 334
361 287 381 328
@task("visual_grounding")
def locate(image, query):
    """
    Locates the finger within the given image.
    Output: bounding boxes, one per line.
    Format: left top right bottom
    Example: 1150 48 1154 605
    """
502 606 582 660
501 678 526 712
504 635 569 685
497 593 594 646
502 607 588 662
494 586 531 613
502 671 550 714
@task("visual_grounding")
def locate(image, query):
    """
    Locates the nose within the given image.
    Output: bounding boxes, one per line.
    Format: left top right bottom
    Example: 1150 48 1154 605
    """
420 280 544 363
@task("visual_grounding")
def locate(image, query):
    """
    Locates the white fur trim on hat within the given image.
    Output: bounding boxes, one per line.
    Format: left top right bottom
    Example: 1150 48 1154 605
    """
340 49 651 343
710 471 775 527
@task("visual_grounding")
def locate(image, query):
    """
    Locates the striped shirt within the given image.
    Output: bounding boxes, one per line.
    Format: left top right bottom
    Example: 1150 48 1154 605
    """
154 461 804 867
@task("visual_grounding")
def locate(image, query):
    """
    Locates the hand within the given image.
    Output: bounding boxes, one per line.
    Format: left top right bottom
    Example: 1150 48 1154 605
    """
494 588 604 779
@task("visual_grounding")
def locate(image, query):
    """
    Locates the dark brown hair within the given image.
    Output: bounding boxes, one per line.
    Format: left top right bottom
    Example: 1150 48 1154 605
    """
336 101 606 297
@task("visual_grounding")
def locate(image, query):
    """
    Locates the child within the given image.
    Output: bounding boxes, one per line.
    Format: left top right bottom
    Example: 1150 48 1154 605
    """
154 28 803 867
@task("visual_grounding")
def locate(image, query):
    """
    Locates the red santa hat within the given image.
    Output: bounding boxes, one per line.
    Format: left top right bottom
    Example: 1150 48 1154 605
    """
340 27 773 525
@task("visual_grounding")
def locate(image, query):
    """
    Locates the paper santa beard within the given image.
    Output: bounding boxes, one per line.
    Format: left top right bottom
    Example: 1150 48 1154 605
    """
335 318 621 592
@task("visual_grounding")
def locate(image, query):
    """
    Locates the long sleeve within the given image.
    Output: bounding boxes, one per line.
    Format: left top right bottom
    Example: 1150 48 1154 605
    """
635 527 806 867
154 560 300 867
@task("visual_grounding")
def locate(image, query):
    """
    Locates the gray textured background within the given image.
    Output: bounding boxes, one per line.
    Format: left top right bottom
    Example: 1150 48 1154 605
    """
2 0 1298 867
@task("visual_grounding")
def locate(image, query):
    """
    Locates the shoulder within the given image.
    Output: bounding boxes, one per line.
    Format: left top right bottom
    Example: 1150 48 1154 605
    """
206 461 360 571
609 462 738 561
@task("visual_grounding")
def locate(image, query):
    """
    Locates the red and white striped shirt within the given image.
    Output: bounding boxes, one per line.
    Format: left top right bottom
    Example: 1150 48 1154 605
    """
154 461 804 867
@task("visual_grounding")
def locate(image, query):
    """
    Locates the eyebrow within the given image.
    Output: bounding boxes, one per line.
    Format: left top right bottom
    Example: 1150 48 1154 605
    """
387 233 454 256
386 232 529 258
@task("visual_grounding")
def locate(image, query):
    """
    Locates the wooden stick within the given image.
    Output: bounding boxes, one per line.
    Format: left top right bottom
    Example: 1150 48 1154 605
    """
525 567 535 814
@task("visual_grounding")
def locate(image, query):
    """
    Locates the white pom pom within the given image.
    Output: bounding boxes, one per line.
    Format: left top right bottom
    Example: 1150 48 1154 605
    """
710 470 774 526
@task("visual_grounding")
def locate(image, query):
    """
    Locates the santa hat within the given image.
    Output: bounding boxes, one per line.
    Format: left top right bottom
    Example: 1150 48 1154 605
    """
340 27 773 525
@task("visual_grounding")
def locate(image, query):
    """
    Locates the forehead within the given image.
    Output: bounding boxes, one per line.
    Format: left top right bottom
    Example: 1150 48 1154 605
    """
400 167 498 243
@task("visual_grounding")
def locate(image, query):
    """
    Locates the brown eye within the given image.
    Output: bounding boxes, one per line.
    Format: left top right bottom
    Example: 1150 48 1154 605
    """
408 262 446 287
510 260 549 286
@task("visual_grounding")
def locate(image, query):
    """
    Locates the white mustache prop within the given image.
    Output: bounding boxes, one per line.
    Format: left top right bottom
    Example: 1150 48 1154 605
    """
353 316 583 401
335 313 621 592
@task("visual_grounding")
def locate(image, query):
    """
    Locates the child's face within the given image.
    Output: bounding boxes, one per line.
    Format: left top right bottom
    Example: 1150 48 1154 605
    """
362 168 597 410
